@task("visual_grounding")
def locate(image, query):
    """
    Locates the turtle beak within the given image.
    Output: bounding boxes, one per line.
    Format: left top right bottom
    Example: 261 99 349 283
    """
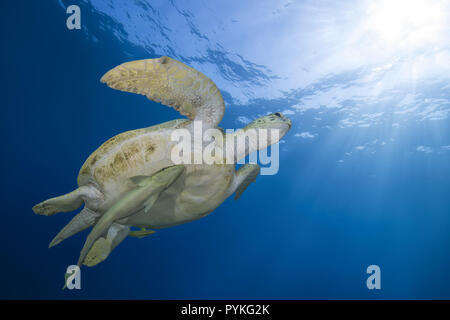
275 112 291 129
285 117 292 129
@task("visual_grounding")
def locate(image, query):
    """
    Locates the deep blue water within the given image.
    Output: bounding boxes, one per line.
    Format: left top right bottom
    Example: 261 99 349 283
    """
1 1 449 299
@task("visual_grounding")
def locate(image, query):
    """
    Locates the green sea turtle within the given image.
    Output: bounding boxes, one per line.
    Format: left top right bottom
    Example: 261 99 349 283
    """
32 56 291 268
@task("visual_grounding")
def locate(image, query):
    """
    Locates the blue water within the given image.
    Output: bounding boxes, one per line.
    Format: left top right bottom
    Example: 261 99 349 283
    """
1 1 449 299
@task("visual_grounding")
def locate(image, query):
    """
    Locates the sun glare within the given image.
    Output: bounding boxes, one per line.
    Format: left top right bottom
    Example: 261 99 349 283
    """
366 0 445 48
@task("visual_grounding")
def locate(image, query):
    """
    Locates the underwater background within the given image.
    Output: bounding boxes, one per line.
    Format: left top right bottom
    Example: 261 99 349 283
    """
1 0 449 299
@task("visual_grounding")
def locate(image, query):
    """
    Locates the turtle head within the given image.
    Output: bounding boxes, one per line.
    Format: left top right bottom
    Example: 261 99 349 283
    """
244 112 292 143
230 112 292 162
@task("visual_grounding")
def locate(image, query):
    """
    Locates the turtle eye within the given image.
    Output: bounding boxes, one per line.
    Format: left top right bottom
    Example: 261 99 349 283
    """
274 112 281 117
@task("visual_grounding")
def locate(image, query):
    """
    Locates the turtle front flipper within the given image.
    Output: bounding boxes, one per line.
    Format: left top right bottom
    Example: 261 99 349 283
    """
32 185 101 216
100 56 225 127
227 164 260 200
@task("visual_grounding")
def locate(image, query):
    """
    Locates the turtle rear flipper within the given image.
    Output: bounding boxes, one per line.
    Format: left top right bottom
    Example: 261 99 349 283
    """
32 185 101 216
49 207 99 248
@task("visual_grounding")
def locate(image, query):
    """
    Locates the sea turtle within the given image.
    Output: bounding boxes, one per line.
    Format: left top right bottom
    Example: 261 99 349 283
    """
32 56 291 269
